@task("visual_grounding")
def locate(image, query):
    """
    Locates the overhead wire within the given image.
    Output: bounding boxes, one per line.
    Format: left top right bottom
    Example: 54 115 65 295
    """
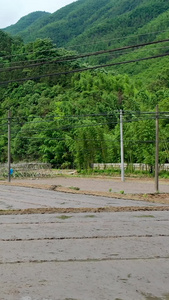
0 108 166 121
1 51 169 85
67 29 169 49
1 43 169 69
1 110 169 127
1 33 169 163
1 28 169 61
9 133 169 146
7 115 169 136
1 38 169 72
1 44 169 70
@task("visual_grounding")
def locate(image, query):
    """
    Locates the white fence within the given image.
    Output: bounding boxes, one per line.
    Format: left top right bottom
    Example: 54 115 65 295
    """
92 163 169 171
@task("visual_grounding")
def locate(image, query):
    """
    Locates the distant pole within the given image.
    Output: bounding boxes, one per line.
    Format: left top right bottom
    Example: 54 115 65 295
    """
8 110 11 182
155 105 159 192
120 110 125 182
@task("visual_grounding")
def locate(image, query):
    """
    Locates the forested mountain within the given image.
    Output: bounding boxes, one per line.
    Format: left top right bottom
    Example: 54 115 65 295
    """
0 0 169 170
3 0 169 51
0 29 169 169
3 11 50 35
3 0 169 82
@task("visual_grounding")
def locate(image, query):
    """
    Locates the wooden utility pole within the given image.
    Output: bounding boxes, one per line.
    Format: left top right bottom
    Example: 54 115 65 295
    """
155 105 159 192
8 110 11 182
120 110 125 182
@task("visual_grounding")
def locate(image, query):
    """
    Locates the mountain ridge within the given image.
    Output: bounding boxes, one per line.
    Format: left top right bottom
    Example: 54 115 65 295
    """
2 0 169 82
3 0 169 51
3 11 50 35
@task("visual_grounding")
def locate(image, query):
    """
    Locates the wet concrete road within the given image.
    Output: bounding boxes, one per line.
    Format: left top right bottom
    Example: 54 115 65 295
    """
12 176 169 194
0 185 166 210
0 186 169 300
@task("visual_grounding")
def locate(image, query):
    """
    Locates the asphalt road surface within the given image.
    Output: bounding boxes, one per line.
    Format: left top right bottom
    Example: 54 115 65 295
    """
0 185 169 300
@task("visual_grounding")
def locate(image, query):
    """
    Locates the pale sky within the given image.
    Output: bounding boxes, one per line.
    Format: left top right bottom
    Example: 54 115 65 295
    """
0 0 77 28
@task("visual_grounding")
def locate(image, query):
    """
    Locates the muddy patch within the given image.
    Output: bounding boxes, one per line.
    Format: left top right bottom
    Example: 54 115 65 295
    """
1 205 169 215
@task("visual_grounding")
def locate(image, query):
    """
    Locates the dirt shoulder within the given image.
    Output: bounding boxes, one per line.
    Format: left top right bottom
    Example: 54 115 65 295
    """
1 175 169 205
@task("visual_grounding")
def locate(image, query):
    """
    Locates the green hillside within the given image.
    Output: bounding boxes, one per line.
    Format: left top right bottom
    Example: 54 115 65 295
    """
1 1 169 170
3 11 50 35
0 30 14 55
3 0 169 82
3 0 169 50
0 30 169 169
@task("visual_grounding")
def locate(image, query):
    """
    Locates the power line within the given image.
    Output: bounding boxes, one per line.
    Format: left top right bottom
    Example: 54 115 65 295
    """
1 44 169 68
0 110 168 126
1 52 169 86
1 110 169 126
8 116 169 135
1 28 169 61
0 108 168 128
11 112 120 124
9 134 169 147
1 38 169 73
67 29 169 49
11 113 169 127
1 44 169 72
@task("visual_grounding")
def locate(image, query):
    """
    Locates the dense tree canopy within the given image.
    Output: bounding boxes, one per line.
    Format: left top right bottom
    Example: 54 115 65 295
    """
0 31 169 170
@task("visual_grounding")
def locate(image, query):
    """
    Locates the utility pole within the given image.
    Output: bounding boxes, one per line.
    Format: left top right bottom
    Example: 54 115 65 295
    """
155 105 159 193
8 110 11 182
120 110 125 182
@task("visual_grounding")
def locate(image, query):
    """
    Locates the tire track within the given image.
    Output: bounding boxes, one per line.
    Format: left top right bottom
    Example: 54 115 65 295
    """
1 233 169 242
0 256 168 265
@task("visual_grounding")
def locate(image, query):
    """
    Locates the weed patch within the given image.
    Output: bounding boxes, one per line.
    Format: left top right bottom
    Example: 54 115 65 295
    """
56 215 72 220
69 186 80 191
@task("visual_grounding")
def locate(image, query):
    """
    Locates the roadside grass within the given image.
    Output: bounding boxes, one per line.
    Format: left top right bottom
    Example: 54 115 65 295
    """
77 168 169 179
120 190 125 194
68 186 80 190
56 215 72 220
